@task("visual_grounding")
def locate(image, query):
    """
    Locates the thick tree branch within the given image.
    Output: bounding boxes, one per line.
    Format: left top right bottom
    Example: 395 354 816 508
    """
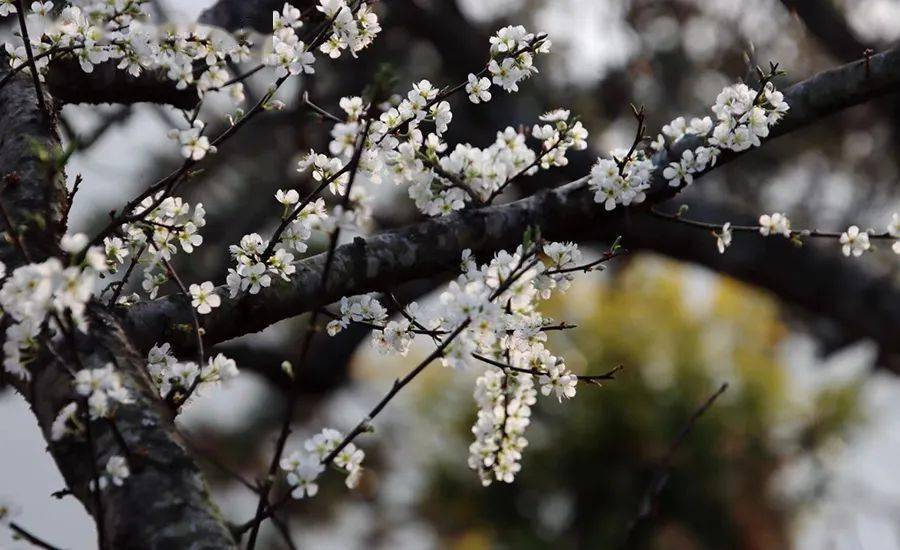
125 46 900 356
0 71 235 548
199 0 315 32
43 58 199 108
779 0 868 62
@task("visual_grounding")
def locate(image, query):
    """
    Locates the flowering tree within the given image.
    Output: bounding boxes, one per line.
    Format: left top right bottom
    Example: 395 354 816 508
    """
0 0 899 548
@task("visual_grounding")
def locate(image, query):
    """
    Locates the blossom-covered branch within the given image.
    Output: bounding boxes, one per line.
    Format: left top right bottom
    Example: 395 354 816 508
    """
126 44 900 355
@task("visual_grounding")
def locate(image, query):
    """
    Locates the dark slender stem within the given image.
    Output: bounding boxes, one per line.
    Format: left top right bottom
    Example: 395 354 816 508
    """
270 514 298 550
108 245 145 306
488 135 564 203
208 64 265 93
624 382 729 546
615 104 646 177
650 208 895 240
8 522 64 550
13 0 51 123
420 153 484 205
161 258 205 406
545 248 625 276
245 114 375 550
302 91 343 123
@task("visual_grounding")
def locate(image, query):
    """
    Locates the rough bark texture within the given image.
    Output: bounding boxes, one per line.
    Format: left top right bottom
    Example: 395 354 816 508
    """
1 72 236 549
125 46 900 357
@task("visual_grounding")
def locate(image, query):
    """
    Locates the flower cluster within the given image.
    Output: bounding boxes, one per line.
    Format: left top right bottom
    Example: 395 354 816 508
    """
3 2 252 99
659 80 789 188
487 25 550 93
758 212 791 237
315 0 381 59
289 25 556 222
326 294 387 335
469 369 536 486
73 364 132 419
0 237 107 380
585 74 789 212
281 428 365 499
146 343 238 403
103 193 206 304
588 150 655 211
2 0 380 127
222 194 331 302
326 242 587 486
263 10 315 78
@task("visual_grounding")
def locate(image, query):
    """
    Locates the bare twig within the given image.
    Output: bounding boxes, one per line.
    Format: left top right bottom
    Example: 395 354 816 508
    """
8 522 64 550
624 382 729 546
13 0 52 123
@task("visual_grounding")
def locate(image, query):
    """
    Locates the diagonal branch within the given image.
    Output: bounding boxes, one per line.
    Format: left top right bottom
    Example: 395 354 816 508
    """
124 46 900 357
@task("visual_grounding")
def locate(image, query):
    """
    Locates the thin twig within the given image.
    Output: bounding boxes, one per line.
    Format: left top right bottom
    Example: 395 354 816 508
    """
8 522 64 550
244 113 375 550
624 382 729 546
13 0 52 123
161 258 205 405
650 207 895 240
108 245 145 306
302 91 343 123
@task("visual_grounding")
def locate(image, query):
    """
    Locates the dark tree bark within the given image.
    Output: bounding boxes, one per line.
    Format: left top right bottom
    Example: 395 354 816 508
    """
0 72 236 549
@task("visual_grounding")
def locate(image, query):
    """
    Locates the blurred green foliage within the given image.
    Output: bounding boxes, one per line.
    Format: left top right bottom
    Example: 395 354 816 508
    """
408 256 861 550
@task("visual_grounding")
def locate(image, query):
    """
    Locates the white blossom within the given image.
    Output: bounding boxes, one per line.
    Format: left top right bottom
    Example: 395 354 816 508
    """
189 281 221 314
840 225 870 257
716 223 732 254
466 73 492 104
758 213 791 238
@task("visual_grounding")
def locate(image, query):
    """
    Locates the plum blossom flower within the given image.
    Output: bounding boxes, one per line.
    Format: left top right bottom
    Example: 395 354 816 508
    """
840 225 870 257
189 281 221 314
